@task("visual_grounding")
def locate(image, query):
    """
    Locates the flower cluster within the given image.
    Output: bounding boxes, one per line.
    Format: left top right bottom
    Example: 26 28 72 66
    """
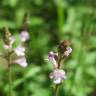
49 69 67 84
3 27 29 67
48 40 72 84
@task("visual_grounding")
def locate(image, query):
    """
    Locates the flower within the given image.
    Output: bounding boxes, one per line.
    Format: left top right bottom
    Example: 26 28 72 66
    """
49 69 67 84
14 44 25 56
13 57 27 67
64 47 72 57
48 51 58 69
20 30 29 42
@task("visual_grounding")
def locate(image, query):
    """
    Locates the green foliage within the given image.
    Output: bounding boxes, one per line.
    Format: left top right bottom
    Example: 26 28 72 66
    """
0 0 96 96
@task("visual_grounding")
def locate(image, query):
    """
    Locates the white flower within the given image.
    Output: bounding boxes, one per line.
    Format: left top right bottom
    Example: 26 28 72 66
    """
64 47 72 57
20 30 29 42
14 57 27 67
49 69 67 84
14 45 25 56
48 51 58 69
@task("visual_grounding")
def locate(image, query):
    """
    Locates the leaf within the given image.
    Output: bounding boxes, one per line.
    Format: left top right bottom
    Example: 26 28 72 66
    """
85 52 96 65
25 66 41 79
13 78 24 88
0 19 16 29
30 17 44 27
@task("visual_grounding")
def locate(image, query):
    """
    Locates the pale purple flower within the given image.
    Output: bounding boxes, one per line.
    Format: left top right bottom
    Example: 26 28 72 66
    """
20 30 29 42
49 69 67 84
67 47 72 53
48 51 58 69
14 45 25 56
13 57 27 67
64 47 72 57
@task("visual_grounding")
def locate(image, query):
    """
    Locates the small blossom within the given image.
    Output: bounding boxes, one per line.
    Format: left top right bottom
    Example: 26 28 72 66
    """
48 51 58 69
49 69 67 84
67 47 72 53
20 30 29 42
64 47 72 57
14 45 25 56
13 57 27 67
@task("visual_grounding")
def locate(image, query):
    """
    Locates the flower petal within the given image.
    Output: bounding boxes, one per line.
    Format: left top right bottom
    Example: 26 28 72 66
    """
64 47 72 56
4 44 11 49
48 51 58 68
67 47 72 53
49 69 67 84
20 30 29 42
53 78 61 84
14 45 25 56
14 57 27 67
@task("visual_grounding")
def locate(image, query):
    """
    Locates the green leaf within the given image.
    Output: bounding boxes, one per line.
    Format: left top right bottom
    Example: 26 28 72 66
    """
30 17 44 27
25 66 41 79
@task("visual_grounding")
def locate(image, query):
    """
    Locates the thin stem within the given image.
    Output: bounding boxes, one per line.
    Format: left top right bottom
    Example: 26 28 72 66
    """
54 54 62 96
57 0 64 33
54 85 60 96
57 57 62 69
23 68 28 96
55 0 64 92
8 52 12 96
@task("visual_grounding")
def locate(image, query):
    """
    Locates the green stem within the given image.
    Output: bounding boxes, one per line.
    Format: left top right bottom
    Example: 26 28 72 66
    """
55 55 62 96
8 52 12 96
57 0 64 33
57 57 62 69
54 85 60 96
23 68 28 96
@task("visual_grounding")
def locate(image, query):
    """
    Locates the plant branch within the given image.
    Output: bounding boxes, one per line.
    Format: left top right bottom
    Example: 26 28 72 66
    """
54 84 60 96
8 52 12 96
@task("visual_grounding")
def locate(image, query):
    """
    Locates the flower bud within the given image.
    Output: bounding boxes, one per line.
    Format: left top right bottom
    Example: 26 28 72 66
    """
48 51 58 69
58 40 72 57
63 47 72 57
20 30 29 42
3 27 12 46
58 40 70 54
3 36 15 49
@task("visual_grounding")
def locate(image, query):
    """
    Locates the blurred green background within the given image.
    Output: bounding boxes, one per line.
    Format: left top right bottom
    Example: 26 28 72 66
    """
0 0 96 96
